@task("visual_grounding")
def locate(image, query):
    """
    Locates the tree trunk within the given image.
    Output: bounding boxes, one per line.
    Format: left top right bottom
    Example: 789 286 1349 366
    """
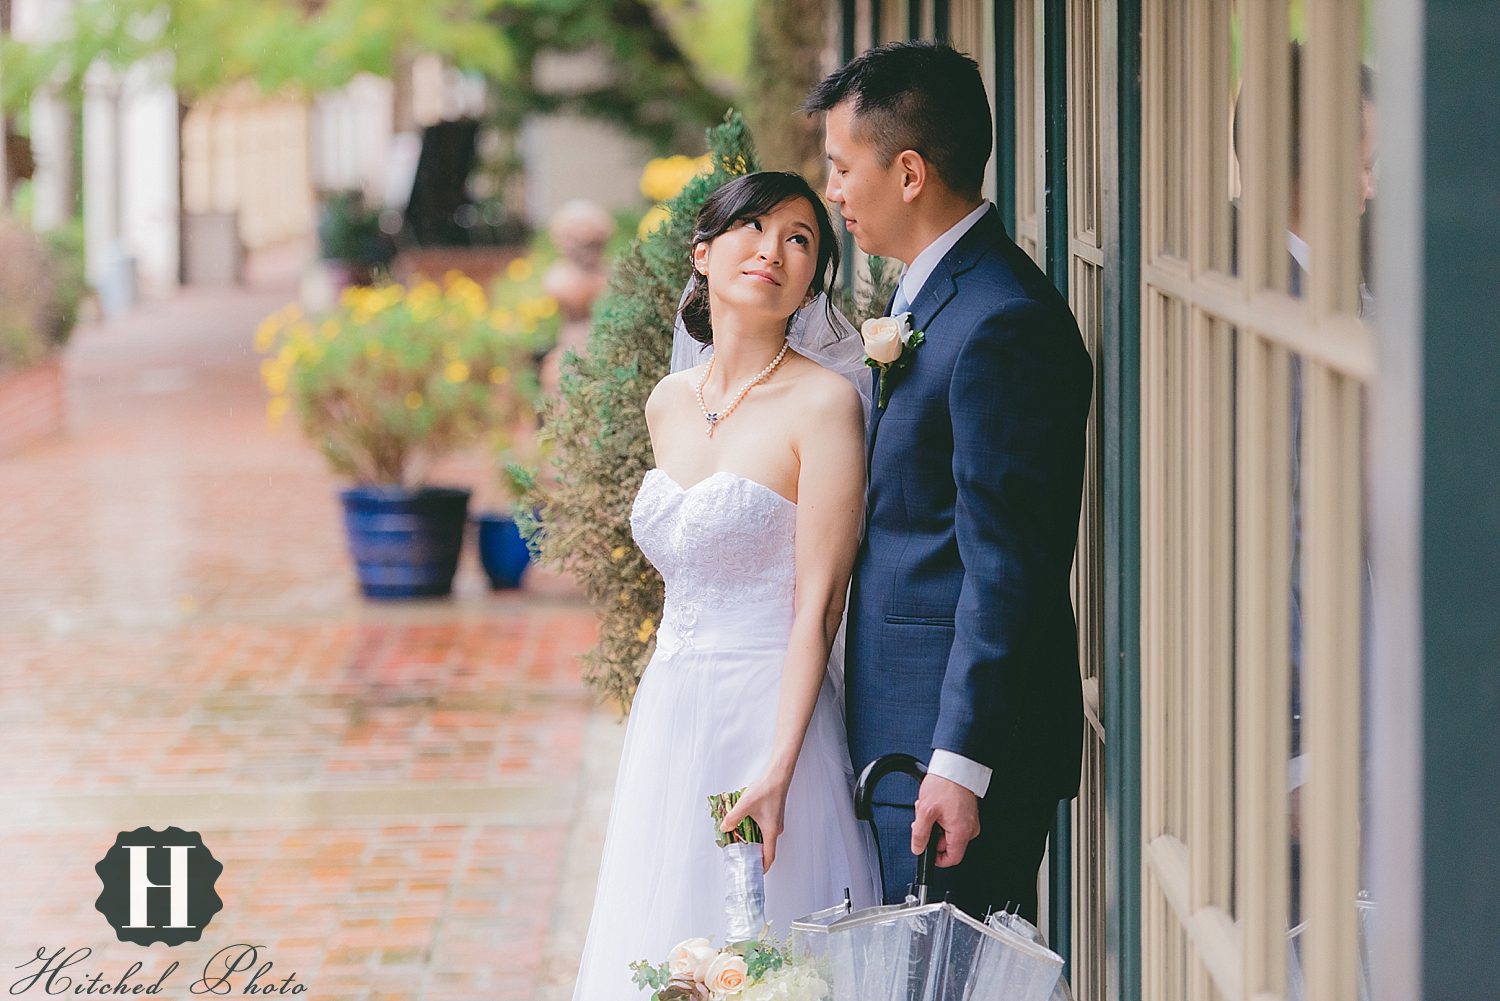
746 0 829 180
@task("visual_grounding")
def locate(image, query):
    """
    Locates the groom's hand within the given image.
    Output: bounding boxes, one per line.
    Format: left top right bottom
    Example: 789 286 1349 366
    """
911 774 981 867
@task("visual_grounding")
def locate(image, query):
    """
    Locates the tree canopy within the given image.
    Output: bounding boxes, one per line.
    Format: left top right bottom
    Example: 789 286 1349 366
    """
0 0 744 150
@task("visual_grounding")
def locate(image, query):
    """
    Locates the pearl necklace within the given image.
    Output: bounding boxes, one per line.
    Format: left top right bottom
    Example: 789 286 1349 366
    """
694 340 790 437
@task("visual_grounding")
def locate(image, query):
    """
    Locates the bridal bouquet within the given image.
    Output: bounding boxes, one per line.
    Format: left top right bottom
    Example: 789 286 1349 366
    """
629 937 830 1001
710 788 766 942
628 789 830 1000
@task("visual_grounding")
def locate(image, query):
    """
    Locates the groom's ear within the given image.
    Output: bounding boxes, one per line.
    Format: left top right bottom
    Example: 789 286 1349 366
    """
896 149 929 204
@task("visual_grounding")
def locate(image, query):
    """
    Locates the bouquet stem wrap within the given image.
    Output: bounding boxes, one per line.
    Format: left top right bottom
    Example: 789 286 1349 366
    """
722 841 767 943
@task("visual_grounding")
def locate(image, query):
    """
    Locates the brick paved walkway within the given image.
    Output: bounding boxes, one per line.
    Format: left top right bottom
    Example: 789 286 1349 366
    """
0 250 620 1001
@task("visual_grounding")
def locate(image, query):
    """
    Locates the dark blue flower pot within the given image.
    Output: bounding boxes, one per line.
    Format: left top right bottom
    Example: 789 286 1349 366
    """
474 512 532 589
339 485 471 599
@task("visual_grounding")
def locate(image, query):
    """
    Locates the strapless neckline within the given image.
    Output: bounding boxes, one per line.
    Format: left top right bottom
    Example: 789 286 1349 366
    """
646 467 797 508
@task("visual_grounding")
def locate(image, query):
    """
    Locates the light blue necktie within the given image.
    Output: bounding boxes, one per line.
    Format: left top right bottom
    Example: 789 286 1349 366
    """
890 283 911 317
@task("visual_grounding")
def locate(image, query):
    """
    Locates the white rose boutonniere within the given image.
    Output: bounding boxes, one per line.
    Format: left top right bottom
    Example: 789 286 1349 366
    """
860 311 926 409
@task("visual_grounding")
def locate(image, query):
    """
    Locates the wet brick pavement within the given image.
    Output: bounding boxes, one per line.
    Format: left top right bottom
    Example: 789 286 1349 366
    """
0 251 621 1001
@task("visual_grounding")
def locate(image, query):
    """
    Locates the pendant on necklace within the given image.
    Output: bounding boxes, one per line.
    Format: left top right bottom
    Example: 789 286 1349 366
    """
704 412 720 437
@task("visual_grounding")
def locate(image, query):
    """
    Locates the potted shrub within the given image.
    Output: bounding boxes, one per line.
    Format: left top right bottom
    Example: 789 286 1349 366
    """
472 254 560 590
316 190 394 291
0 217 87 453
257 273 544 599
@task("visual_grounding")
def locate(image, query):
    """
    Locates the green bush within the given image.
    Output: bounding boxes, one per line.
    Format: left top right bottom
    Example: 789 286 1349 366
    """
517 112 758 709
0 216 87 374
41 223 87 350
316 190 393 266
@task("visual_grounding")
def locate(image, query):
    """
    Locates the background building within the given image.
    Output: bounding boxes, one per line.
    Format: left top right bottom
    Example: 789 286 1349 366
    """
825 3 1499 1000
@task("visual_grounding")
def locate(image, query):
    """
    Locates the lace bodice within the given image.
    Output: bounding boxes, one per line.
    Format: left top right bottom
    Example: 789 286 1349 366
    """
630 469 797 655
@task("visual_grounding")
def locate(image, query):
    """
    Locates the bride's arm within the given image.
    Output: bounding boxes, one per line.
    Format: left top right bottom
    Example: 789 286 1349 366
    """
718 373 866 870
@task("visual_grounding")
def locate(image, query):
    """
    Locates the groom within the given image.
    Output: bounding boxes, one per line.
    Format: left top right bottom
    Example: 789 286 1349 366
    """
804 42 1092 923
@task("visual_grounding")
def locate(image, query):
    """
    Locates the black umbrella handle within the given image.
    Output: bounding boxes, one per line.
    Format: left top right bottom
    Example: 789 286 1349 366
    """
854 753 940 900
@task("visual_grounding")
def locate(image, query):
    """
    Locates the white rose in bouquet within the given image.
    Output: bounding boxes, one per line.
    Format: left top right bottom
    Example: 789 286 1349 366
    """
704 953 749 995
668 937 719 982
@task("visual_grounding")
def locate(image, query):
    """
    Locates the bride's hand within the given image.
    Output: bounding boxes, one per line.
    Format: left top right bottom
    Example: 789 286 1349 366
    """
718 775 789 872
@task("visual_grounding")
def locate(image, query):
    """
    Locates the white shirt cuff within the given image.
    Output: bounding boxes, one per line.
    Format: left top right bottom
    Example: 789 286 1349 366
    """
927 750 993 799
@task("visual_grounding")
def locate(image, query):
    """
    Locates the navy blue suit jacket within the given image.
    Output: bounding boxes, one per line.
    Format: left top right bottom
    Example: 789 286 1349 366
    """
846 207 1093 817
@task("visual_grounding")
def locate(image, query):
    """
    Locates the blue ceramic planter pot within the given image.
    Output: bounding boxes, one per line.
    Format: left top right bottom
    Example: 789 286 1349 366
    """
474 512 532 589
339 485 470 599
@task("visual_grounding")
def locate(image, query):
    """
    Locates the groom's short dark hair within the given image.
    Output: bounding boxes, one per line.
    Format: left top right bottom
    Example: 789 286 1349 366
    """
803 41 992 200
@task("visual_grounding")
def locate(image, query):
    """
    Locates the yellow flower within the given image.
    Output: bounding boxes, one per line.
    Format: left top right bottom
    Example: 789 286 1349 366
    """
639 154 709 202
535 297 559 319
444 361 471 383
266 396 290 422
404 391 423 410
254 317 280 353
611 546 627 561
637 204 670 238
319 319 339 340
505 257 534 282
489 308 515 329
636 617 656 643
262 366 288 396
460 292 486 319
375 285 403 310
488 366 511 385
407 280 440 313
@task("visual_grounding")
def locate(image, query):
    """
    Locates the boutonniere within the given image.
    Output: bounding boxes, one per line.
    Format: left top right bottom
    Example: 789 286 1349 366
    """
860 311 926 409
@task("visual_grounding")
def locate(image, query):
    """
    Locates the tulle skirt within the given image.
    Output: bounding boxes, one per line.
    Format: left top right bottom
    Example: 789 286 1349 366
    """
570 604 881 1001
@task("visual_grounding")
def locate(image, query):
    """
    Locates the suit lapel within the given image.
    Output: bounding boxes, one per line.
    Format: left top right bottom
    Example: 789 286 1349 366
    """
865 206 1004 468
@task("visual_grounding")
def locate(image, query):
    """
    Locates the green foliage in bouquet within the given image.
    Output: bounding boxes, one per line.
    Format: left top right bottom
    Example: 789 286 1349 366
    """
631 937 819 1001
257 274 549 487
709 789 764 848
516 111 759 710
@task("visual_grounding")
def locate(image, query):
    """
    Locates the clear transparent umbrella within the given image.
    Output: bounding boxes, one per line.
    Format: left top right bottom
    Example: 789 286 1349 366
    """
793 754 1065 1001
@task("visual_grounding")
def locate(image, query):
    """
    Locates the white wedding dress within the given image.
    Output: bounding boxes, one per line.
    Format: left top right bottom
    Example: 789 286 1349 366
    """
570 467 882 1001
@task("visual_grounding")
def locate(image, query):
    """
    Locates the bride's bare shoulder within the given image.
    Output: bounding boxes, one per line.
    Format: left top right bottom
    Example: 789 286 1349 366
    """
646 367 702 424
784 354 863 417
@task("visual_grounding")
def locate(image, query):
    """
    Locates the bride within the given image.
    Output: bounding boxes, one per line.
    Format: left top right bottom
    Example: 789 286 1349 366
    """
570 171 882 1000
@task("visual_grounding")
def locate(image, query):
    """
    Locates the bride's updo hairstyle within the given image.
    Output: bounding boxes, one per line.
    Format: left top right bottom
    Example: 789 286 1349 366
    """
679 171 842 345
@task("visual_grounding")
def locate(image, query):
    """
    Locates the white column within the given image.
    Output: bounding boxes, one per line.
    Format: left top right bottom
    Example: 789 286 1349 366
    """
29 90 76 231
17 0 75 231
83 62 134 313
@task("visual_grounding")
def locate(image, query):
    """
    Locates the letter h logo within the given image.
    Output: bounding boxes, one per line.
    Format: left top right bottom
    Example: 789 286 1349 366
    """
95 827 224 946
